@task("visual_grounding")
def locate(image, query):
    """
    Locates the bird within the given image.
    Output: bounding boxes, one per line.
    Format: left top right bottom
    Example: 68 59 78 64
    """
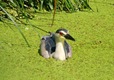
40 28 75 60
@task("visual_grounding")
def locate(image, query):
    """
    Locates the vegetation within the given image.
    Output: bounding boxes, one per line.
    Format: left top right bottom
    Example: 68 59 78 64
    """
0 0 92 46
0 0 92 21
0 0 114 80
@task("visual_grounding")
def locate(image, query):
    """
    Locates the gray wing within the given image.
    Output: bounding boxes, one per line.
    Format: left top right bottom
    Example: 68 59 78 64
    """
64 41 72 58
40 34 56 58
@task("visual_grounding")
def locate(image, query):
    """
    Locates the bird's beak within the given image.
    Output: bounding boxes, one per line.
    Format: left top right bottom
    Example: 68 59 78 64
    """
64 34 75 41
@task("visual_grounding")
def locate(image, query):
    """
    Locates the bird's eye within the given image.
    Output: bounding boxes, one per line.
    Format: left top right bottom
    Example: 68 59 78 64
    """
59 32 64 36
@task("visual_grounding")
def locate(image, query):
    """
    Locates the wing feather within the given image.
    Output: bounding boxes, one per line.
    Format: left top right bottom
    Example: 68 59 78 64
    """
64 41 72 58
40 34 56 58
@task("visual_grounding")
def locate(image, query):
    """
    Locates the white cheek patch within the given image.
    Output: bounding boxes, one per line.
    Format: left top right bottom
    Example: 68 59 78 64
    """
60 31 67 35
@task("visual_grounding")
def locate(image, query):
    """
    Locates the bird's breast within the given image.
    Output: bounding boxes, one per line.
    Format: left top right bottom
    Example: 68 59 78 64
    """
53 42 66 60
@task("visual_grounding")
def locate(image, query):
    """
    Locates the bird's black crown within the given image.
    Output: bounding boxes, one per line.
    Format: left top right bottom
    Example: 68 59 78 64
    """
56 28 68 33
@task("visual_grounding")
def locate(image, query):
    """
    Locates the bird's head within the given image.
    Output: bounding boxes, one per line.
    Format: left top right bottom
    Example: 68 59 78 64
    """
55 28 75 41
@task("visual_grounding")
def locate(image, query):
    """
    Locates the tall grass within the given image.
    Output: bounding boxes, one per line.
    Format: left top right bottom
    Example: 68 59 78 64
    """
0 0 92 19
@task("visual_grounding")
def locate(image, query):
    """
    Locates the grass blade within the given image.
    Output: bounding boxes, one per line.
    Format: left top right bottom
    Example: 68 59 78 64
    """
0 5 30 47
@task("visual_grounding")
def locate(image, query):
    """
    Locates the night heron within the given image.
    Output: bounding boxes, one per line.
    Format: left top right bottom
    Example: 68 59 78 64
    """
40 28 75 60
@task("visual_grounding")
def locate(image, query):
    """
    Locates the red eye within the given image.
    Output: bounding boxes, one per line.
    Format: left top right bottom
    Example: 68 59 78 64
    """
59 32 64 36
